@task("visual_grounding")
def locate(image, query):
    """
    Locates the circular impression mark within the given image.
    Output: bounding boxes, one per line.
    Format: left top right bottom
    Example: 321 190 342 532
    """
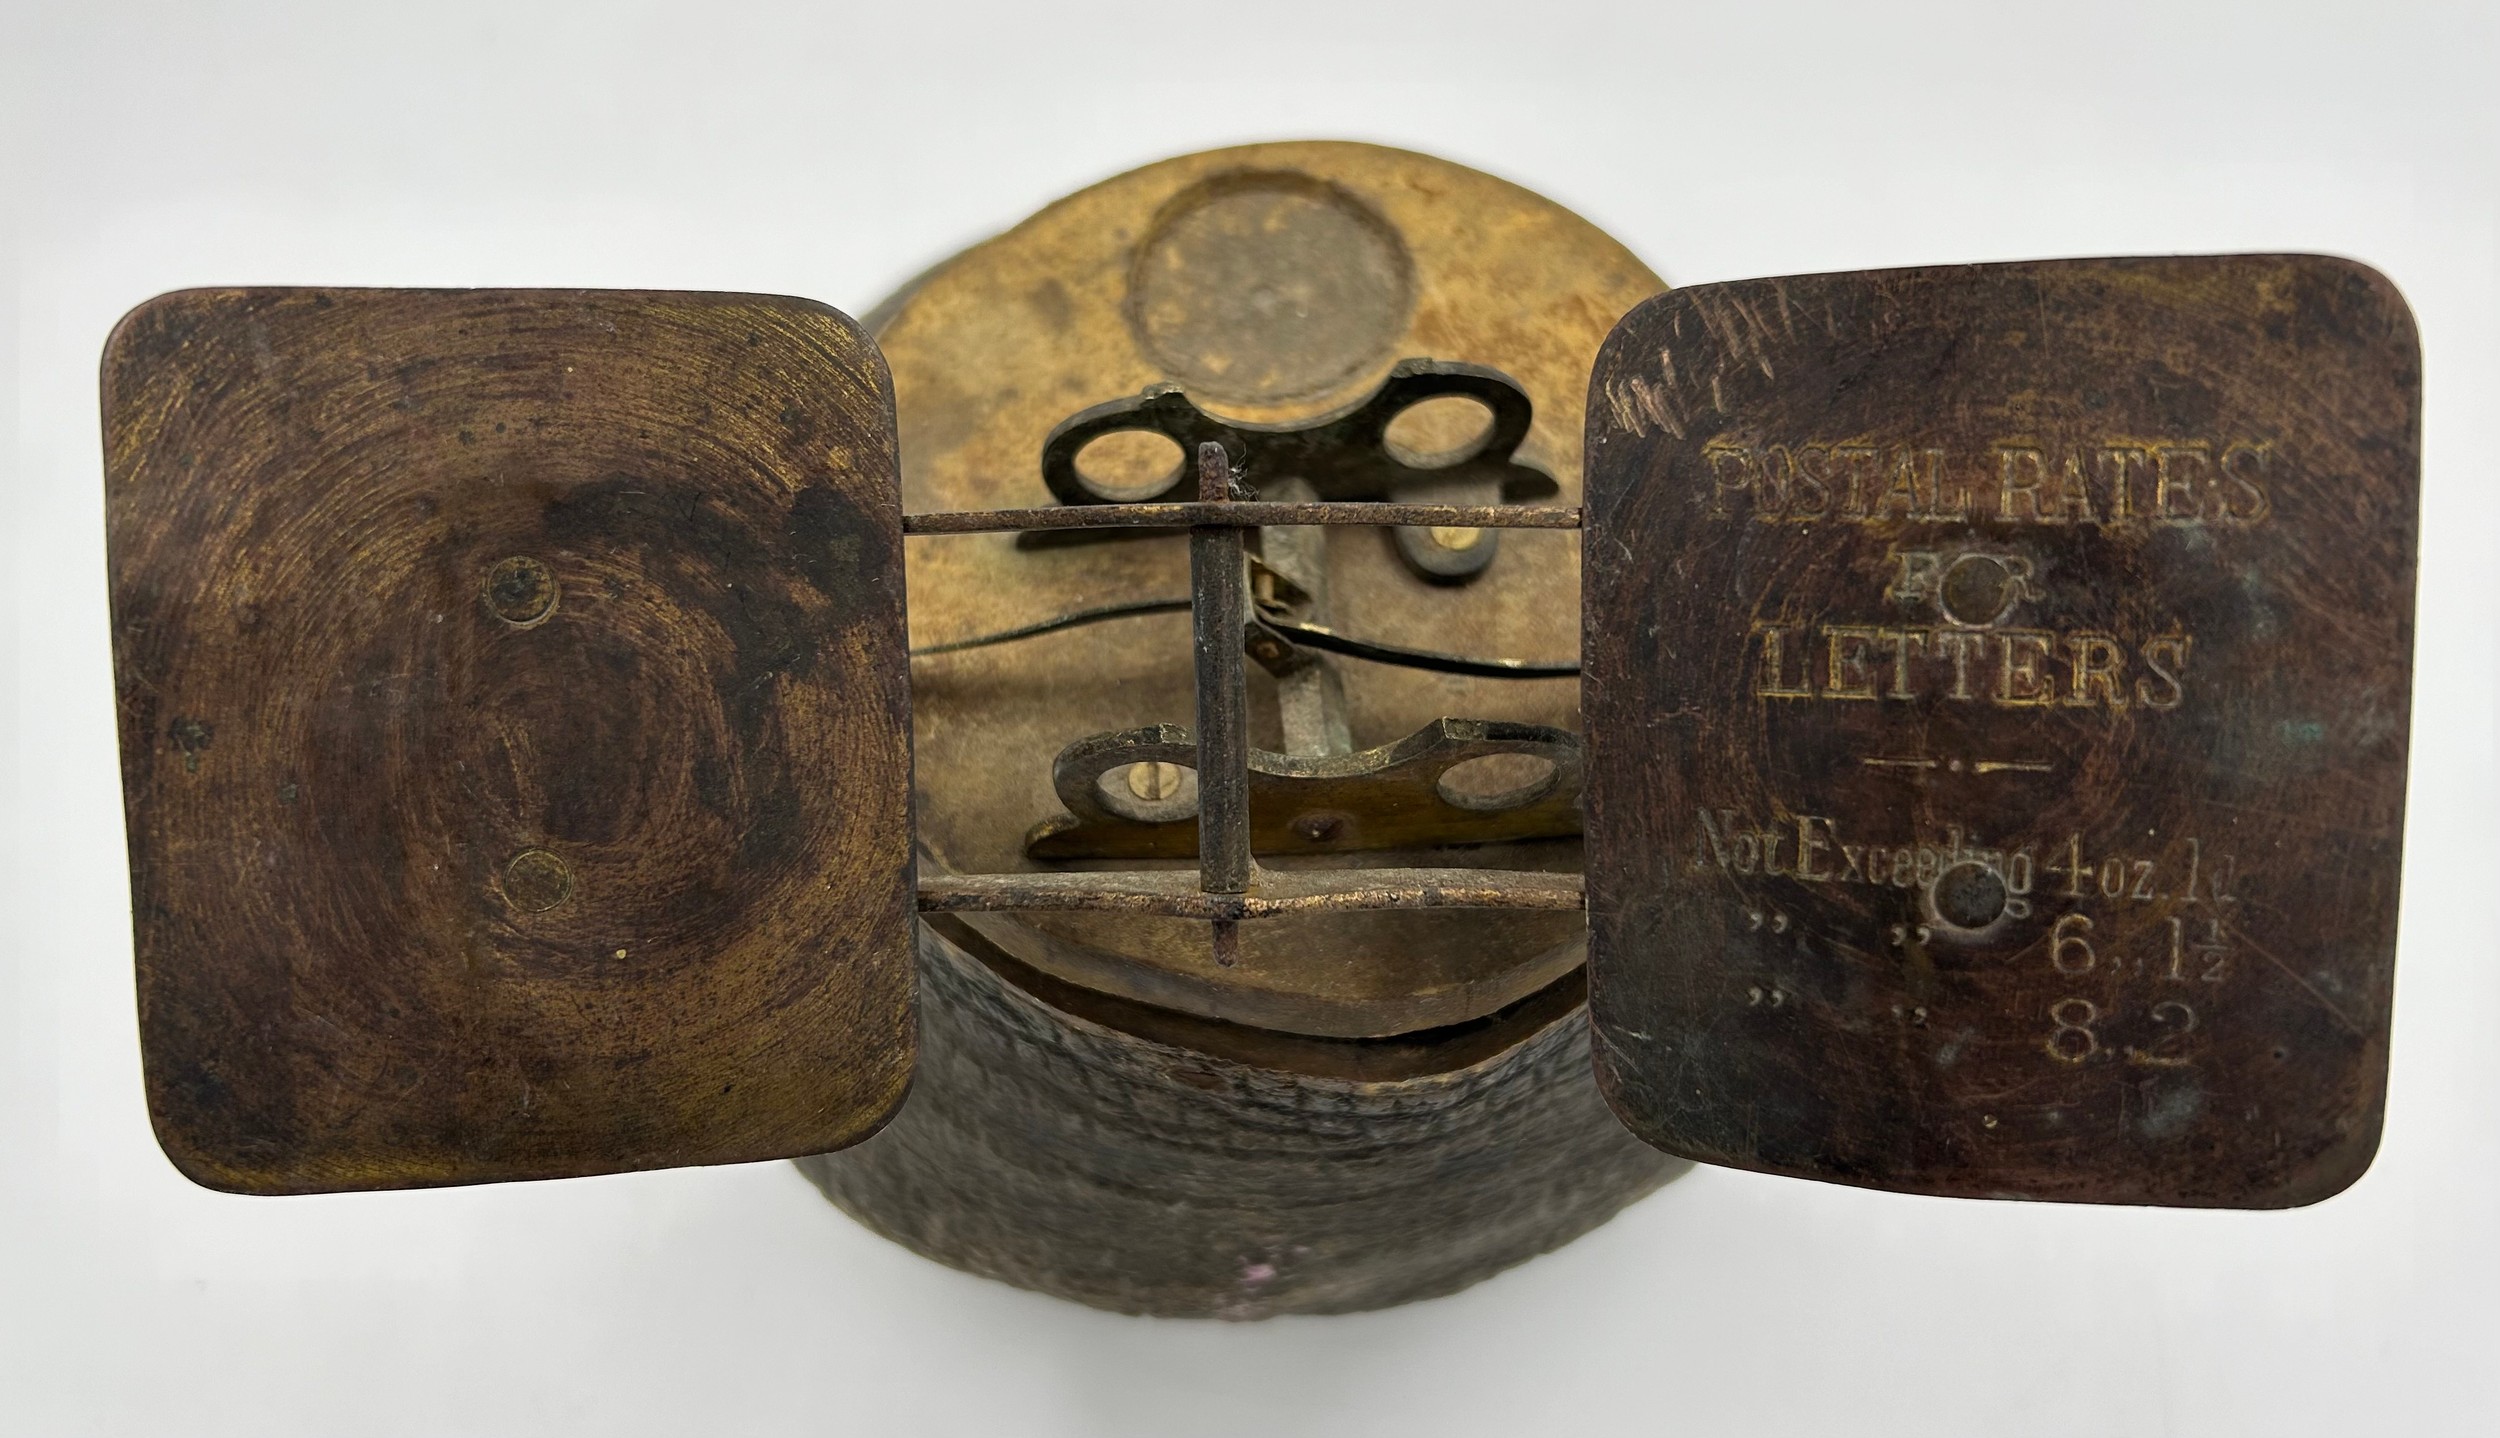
1937 554 2023 627
483 556 559 628
1127 172 1415 405
501 848 574 913
1930 861 2010 931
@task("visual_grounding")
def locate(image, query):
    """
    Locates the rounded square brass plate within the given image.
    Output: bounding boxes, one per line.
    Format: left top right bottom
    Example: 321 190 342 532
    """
104 288 914 1193
1582 257 2418 1207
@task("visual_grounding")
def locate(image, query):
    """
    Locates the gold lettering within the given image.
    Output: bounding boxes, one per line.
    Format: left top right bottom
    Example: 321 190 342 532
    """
1830 444 1880 519
1996 631 2058 707
1918 448 1967 519
1780 444 1833 519
1756 828 1786 875
2064 633 2129 710
2136 635 2190 710
1990 448 2099 522
1681 438 2266 526
1704 443 1754 519
1865 448 1958 520
2154 443 2211 523
2098 446 2146 521
1889 549 1942 603
2217 442 2273 523
1693 807 1741 869
1750 445 1789 522
1997 446 2047 520
1795 815 1833 881
1932 630 1983 700
1745 621 2193 711
1824 626 1883 700
2047 450 2098 523
1752 621 1815 699
1879 629 1927 699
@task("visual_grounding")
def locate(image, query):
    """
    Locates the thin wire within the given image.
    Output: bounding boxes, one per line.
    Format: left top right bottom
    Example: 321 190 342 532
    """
911 598 1192 656
914 599 1579 678
1267 622 1579 679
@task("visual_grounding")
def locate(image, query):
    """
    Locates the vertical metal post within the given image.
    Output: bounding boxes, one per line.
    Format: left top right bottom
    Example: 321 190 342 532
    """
1189 441 1252 965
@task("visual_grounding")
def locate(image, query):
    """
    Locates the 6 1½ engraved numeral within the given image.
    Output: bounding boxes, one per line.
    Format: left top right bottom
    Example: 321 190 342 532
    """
2163 916 2230 983
2041 912 2227 982
2051 912 2097 974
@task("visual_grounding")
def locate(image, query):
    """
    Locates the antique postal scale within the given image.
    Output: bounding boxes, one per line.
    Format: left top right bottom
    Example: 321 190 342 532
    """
100 143 2420 1317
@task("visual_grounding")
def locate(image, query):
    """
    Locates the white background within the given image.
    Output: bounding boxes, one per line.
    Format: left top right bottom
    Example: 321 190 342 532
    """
4 2 2494 1433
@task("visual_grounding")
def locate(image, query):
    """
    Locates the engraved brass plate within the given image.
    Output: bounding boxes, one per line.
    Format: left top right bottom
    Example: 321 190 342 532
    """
1582 257 2418 1206
104 288 915 1193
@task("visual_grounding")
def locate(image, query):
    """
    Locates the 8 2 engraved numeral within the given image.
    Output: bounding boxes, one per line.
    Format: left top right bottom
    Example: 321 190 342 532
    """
2042 997 2200 1066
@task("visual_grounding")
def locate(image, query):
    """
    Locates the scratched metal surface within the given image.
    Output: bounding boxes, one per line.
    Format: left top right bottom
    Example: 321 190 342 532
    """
102 288 917 1193
889 142 1659 1040
1581 256 2419 1207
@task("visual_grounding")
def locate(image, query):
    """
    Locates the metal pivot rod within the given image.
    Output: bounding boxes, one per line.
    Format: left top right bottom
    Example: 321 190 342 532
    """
915 867 1585 919
901 501 1582 535
1190 442 1253 965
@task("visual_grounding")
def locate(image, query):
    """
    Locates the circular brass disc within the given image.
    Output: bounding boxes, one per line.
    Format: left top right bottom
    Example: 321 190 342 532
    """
887 142 1663 1039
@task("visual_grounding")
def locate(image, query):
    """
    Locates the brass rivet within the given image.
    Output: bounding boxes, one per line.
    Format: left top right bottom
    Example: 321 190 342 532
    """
1936 552 2023 628
1126 761 1185 802
483 556 559 627
1428 526 1483 552
1292 812 1345 843
1930 861 2009 930
501 848 573 912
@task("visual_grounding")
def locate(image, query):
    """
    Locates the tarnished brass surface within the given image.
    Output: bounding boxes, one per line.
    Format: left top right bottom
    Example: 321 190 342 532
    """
103 288 917 1193
887 142 1663 1038
916 865 1586 920
1583 257 2418 1207
1024 718 1583 861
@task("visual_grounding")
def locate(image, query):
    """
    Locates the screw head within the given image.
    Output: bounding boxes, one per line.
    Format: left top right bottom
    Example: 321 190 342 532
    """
1291 811 1346 843
501 848 574 912
1126 761 1185 802
483 556 559 627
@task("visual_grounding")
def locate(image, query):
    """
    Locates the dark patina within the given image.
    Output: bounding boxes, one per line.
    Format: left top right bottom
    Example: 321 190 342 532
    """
1582 256 2419 1207
104 288 918 1193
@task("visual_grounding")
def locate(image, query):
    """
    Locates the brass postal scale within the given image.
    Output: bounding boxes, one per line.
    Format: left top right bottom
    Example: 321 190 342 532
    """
100 143 2419 1317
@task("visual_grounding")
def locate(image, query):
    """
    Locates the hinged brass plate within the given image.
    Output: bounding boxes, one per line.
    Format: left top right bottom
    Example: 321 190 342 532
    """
1582 256 2418 1207
104 288 915 1193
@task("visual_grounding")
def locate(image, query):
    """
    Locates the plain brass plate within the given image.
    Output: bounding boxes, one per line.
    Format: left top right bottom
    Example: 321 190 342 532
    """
104 288 916 1193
